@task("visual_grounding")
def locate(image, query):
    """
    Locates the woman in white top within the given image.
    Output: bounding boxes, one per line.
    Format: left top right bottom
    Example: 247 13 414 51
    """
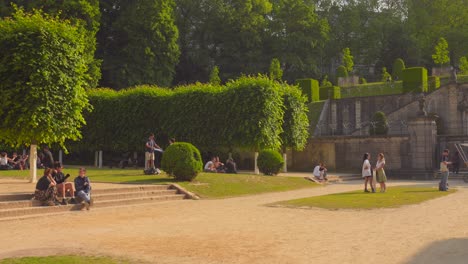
375 153 387 192
362 153 374 193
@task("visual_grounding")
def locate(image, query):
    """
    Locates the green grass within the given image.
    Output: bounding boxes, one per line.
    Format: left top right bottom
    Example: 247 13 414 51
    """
0 255 133 264
0 167 318 198
273 186 456 210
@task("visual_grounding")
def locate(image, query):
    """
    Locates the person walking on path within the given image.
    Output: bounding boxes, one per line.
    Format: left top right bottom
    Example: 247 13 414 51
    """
375 153 387 192
439 149 451 191
362 153 375 193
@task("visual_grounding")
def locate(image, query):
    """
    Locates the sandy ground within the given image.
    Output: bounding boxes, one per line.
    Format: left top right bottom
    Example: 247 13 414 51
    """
0 178 467 264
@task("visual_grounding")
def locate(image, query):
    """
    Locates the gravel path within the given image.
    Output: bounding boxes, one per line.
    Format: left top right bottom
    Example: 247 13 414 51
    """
0 179 467 264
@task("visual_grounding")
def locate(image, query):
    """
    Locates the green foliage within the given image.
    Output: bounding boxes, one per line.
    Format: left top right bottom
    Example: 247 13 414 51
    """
359 77 367 84
340 81 404 98
336 65 348 78
319 86 341 100
342 47 354 73
0 8 90 148
460 56 468 74
432 37 450 66
401 67 428 93
381 67 392 82
257 149 284 176
428 76 441 92
392 58 406 80
161 142 202 181
209 66 221 85
269 58 283 81
81 76 302 153
321 75 333 87
369 111 388 135
97 0 180 89
296 79 319 103
280 85 309 151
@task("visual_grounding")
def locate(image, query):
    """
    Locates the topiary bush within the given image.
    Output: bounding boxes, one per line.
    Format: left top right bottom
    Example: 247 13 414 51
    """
336 65 348 79
392 58 405 80
401 67 428 93
296 78 319 103
428 76 441 92
369 111 388 135
257 149 284 176
161 142 203 181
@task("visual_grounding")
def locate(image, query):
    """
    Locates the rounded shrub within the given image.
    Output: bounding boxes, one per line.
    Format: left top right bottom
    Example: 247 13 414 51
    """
369 111 389 135
161 142 203 181
257 149 284 176
336 65 348 78
392 58 405 80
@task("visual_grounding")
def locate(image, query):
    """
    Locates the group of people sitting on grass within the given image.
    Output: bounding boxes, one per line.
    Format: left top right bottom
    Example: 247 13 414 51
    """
34 162 93 210
204 156 237 174
0 151 29 170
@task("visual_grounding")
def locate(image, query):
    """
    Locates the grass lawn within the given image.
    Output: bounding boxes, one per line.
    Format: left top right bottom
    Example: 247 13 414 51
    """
0 255 133 264
0 167 318 199
273 186 457 210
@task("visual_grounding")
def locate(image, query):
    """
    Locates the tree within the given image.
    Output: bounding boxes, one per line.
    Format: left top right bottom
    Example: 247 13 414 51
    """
369 111 389 135
342 47 354 73
0 0 101 88
269 58 283 82
209 66 221 85
97 0 180 89
432 37 450 66
336 65 348 78
0 9 91 181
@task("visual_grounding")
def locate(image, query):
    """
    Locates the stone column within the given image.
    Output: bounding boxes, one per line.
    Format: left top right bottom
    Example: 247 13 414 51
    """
447 85 460 134
355 100 361 132
330 102 337 135
407 116 437 179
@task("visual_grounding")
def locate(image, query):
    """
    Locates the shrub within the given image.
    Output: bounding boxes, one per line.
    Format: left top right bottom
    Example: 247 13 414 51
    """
336 65 348 78
359 77 367 84
460 56 468 74
340 81 403 98
392 58 405 80
432 37 450 66
401 67 428 93
209 66 221 85
296 78 319 103
369 111 388 135
321 75 333 87
281 85 309 151
319 86 341 100
381 67 392 82
269 58 283 81
257 149 284 176
161 142 203 181
428 76 441 92
342 48 354 73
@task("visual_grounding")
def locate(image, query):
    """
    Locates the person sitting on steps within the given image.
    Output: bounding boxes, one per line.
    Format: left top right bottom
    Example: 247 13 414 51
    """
74 167 93 210
52 162 76 205
34 168 60 206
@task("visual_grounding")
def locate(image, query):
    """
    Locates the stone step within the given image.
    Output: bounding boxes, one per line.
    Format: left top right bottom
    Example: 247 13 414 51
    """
0 193 33 202
91 184 172 194
0 194 186 220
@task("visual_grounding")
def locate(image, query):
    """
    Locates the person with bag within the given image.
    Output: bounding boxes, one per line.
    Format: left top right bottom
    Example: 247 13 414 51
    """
375 153 387 192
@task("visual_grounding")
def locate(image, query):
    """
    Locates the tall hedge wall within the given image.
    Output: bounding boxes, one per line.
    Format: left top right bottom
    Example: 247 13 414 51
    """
281 86 309 151
428 76 441 92
340 81 403 98
401 67 428 93
78 76 309 153
319 86 341 100
296 79 319 103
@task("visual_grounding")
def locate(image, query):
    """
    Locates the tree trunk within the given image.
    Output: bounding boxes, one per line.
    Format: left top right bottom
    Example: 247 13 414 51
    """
283 152 287 173
29 144 37 183
254 152 259 175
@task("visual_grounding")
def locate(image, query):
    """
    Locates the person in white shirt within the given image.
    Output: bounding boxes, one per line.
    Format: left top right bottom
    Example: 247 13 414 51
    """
362 153 374 193
204 157 217 173
312 162 327 181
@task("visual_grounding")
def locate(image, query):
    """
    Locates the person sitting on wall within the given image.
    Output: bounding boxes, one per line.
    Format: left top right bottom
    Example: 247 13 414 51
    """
204 157 217 173
225 158 238 174
74 167 93 210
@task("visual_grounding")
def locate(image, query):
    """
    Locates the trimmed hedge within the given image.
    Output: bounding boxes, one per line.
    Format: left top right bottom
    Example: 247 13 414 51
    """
428 76 441 92
340 81 403 98
296 79 319 103
257 149 284 176
319 86 341 100
161 142 202 181
281 86 309 151
401 67 428 92
336 65 348 78
78 76 309 153
392 58 405 80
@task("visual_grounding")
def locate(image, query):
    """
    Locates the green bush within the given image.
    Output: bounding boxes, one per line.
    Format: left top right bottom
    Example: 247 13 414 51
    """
336 65 348 78
296 79 319 103
392 58 405 80
359 77 367 84
428 76 441 92
161 142 203 181
458 75 468 83
257 149 284 176
321 75 333 87
340 81 403 98
401 67 428 93
369 111 388 135
281 85 309 151
381 67 392 82
319 86 341 100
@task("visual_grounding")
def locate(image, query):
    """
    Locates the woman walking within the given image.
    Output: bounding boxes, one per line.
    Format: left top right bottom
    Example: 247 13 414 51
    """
362 153 374 193
375 153 387 192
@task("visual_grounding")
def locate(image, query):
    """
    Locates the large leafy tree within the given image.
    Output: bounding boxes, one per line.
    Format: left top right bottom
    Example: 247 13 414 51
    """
0 0 101 89
0 9 91 181
97 0 180 89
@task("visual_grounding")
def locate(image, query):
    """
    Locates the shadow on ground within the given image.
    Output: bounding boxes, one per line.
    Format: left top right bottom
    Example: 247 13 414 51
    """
405 238 468 264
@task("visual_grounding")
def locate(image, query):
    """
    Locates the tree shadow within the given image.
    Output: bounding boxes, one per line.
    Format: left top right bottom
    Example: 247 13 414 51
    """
405 238 468 264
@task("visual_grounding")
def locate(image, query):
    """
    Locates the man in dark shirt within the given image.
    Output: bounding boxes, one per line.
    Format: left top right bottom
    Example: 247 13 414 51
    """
74 167 92 210
52 162 76 205
42 146 54 168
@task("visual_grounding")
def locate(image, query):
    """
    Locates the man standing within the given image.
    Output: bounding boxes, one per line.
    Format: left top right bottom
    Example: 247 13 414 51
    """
145 133 162 173
439 149 451 191
42 146 54 169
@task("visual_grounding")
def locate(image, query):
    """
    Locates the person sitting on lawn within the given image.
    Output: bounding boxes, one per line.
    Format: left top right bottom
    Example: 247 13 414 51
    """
74 167 93 210
225 158 238 174
9 152 21 169
204 157 217 173
52 162 76 205
215 156 226 173
312 162 327 181
34 168 59 206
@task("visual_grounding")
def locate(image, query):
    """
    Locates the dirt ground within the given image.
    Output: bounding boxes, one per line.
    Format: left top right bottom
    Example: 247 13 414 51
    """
0 179 467 264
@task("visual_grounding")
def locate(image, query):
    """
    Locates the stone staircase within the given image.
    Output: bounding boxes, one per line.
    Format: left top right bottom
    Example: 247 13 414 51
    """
0 184 191 221
327 173 361 182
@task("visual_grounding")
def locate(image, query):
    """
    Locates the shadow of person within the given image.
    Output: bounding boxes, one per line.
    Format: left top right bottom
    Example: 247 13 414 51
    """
405 238 468 264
